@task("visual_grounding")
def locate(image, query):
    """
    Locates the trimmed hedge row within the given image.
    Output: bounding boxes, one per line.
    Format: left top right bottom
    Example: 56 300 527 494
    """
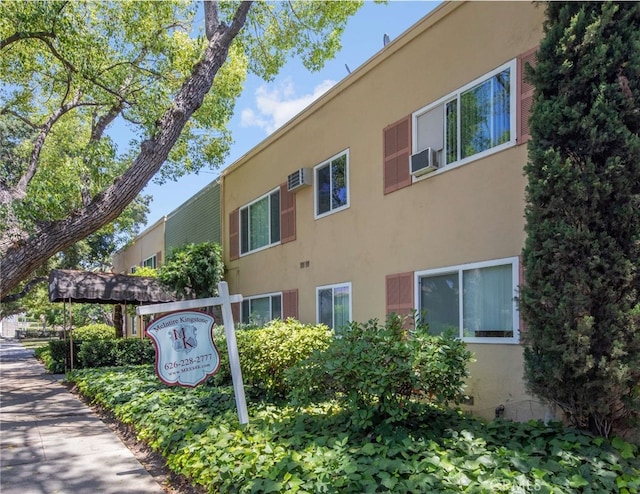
41 338 155 372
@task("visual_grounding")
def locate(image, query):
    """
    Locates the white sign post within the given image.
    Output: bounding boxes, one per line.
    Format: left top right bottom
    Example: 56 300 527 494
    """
136 282 248 425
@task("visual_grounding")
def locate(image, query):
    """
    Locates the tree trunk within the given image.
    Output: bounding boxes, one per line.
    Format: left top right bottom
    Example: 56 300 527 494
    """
113 304 123 338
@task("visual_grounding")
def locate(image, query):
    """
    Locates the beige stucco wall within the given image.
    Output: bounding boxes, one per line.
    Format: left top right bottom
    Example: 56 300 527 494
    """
112 217 166 274
222 1 547 420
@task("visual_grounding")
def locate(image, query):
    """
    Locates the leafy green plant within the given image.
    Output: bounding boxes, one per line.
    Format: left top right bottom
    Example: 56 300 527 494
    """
158 242 224 298
287 314 473 429
73 323 116 340
46 339 82 373
113 338 155 366
66 365 640 494
78 338 155 368
211 319 332 398
78 339 115 368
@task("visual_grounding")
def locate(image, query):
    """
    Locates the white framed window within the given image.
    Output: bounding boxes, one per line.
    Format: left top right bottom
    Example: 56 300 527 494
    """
415 257 519 344
241 292 282 326
316 282 352 332
129 266 137 274
142 255 157 269
240 188 280 255
413 60 516 173
314 150 349 219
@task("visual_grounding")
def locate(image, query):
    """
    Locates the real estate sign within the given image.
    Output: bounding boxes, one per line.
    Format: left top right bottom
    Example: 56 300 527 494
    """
146 310 220 387
138 282 248 424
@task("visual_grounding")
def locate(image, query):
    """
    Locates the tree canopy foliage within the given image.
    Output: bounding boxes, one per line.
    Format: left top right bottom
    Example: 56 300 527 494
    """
0 0 364 302
521 1 640 437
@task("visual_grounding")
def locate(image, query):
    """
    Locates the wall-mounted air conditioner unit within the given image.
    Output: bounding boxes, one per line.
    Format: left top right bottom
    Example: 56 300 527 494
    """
287 168 312 192
410 147 439 177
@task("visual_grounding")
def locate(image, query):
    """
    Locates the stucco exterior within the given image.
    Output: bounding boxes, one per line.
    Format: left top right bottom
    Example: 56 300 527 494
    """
112 216 166 275
221 1 547 420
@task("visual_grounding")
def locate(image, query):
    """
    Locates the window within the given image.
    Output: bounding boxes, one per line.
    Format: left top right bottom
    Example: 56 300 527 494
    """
416 257 519 343
142 255 157 269
315 150 349 218
316 282 352 332
240 188 280 255
241 293 282 325
413 60 516 171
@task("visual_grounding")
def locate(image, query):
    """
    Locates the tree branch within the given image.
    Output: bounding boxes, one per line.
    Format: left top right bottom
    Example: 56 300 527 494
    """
0 31 55 51
8 93 82 204
0 276 47 304
204 1 219 40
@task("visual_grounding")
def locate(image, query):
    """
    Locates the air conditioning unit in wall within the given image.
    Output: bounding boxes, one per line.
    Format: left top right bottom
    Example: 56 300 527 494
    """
287 168 312 192
410 147 439 177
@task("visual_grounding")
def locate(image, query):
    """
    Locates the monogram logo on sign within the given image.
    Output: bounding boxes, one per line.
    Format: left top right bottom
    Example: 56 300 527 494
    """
170 324 197 354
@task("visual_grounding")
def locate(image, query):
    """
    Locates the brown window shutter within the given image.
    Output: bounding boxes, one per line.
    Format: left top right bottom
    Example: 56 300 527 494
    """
231 302 240 323
280 183 296 244
517 47 538 145
385 272 414 326
229 208 239 261
383 115 412 195
282 289 299 320
156 251 162 266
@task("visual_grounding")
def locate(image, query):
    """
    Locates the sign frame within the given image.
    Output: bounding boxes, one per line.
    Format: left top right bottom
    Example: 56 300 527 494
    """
146 310 220 388
137 282 248 425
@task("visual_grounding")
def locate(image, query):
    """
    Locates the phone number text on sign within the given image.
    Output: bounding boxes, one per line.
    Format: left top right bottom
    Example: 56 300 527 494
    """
146 311 220 387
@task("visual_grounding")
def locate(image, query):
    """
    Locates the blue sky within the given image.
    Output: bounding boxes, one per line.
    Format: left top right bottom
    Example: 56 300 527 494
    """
141 1 440 228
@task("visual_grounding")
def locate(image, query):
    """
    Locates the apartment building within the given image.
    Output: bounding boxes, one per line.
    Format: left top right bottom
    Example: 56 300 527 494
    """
112 216 166 275
221 1 545 420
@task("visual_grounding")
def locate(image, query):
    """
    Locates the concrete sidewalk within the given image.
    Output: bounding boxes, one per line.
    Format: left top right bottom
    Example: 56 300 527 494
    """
0 340 165 494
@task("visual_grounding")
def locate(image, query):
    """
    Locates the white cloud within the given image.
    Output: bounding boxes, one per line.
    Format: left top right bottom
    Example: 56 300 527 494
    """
240 77 336 134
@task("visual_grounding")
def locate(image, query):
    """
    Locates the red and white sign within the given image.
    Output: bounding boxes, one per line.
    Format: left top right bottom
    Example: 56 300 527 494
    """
146 310 220 387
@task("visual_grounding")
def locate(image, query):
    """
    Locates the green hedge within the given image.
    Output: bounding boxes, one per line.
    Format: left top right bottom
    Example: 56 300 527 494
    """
73 323 116 340
46 339 82 373
212 319 333 398
40 338 154 372
78 338 155 368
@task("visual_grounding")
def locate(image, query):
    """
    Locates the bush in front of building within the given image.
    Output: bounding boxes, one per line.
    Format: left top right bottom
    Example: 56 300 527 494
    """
78 338 155 368
211 318 333 399
45 339 82 373
286 314 473 429
36 324 117 372
73 323 116 340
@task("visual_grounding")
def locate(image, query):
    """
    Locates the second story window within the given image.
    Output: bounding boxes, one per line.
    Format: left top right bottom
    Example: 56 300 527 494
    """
315 150 349 218
413 60 516 172
240 188 280 255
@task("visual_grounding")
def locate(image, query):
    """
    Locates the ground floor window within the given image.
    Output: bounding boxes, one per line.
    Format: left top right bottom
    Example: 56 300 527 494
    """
416 257 519 343
316 282 351 332
241 293 282 326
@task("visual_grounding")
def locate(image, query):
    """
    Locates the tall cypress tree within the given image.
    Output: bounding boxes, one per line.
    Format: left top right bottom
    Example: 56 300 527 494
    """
521 2 640 437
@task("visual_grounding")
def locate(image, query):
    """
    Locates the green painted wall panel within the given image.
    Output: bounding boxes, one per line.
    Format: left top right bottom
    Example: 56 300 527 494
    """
165 181 221 254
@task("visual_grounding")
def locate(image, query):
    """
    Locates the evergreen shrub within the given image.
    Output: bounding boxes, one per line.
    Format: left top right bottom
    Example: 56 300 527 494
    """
78 338 155 368
521 1 640 437
286 314 473 429
72 323 116 340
